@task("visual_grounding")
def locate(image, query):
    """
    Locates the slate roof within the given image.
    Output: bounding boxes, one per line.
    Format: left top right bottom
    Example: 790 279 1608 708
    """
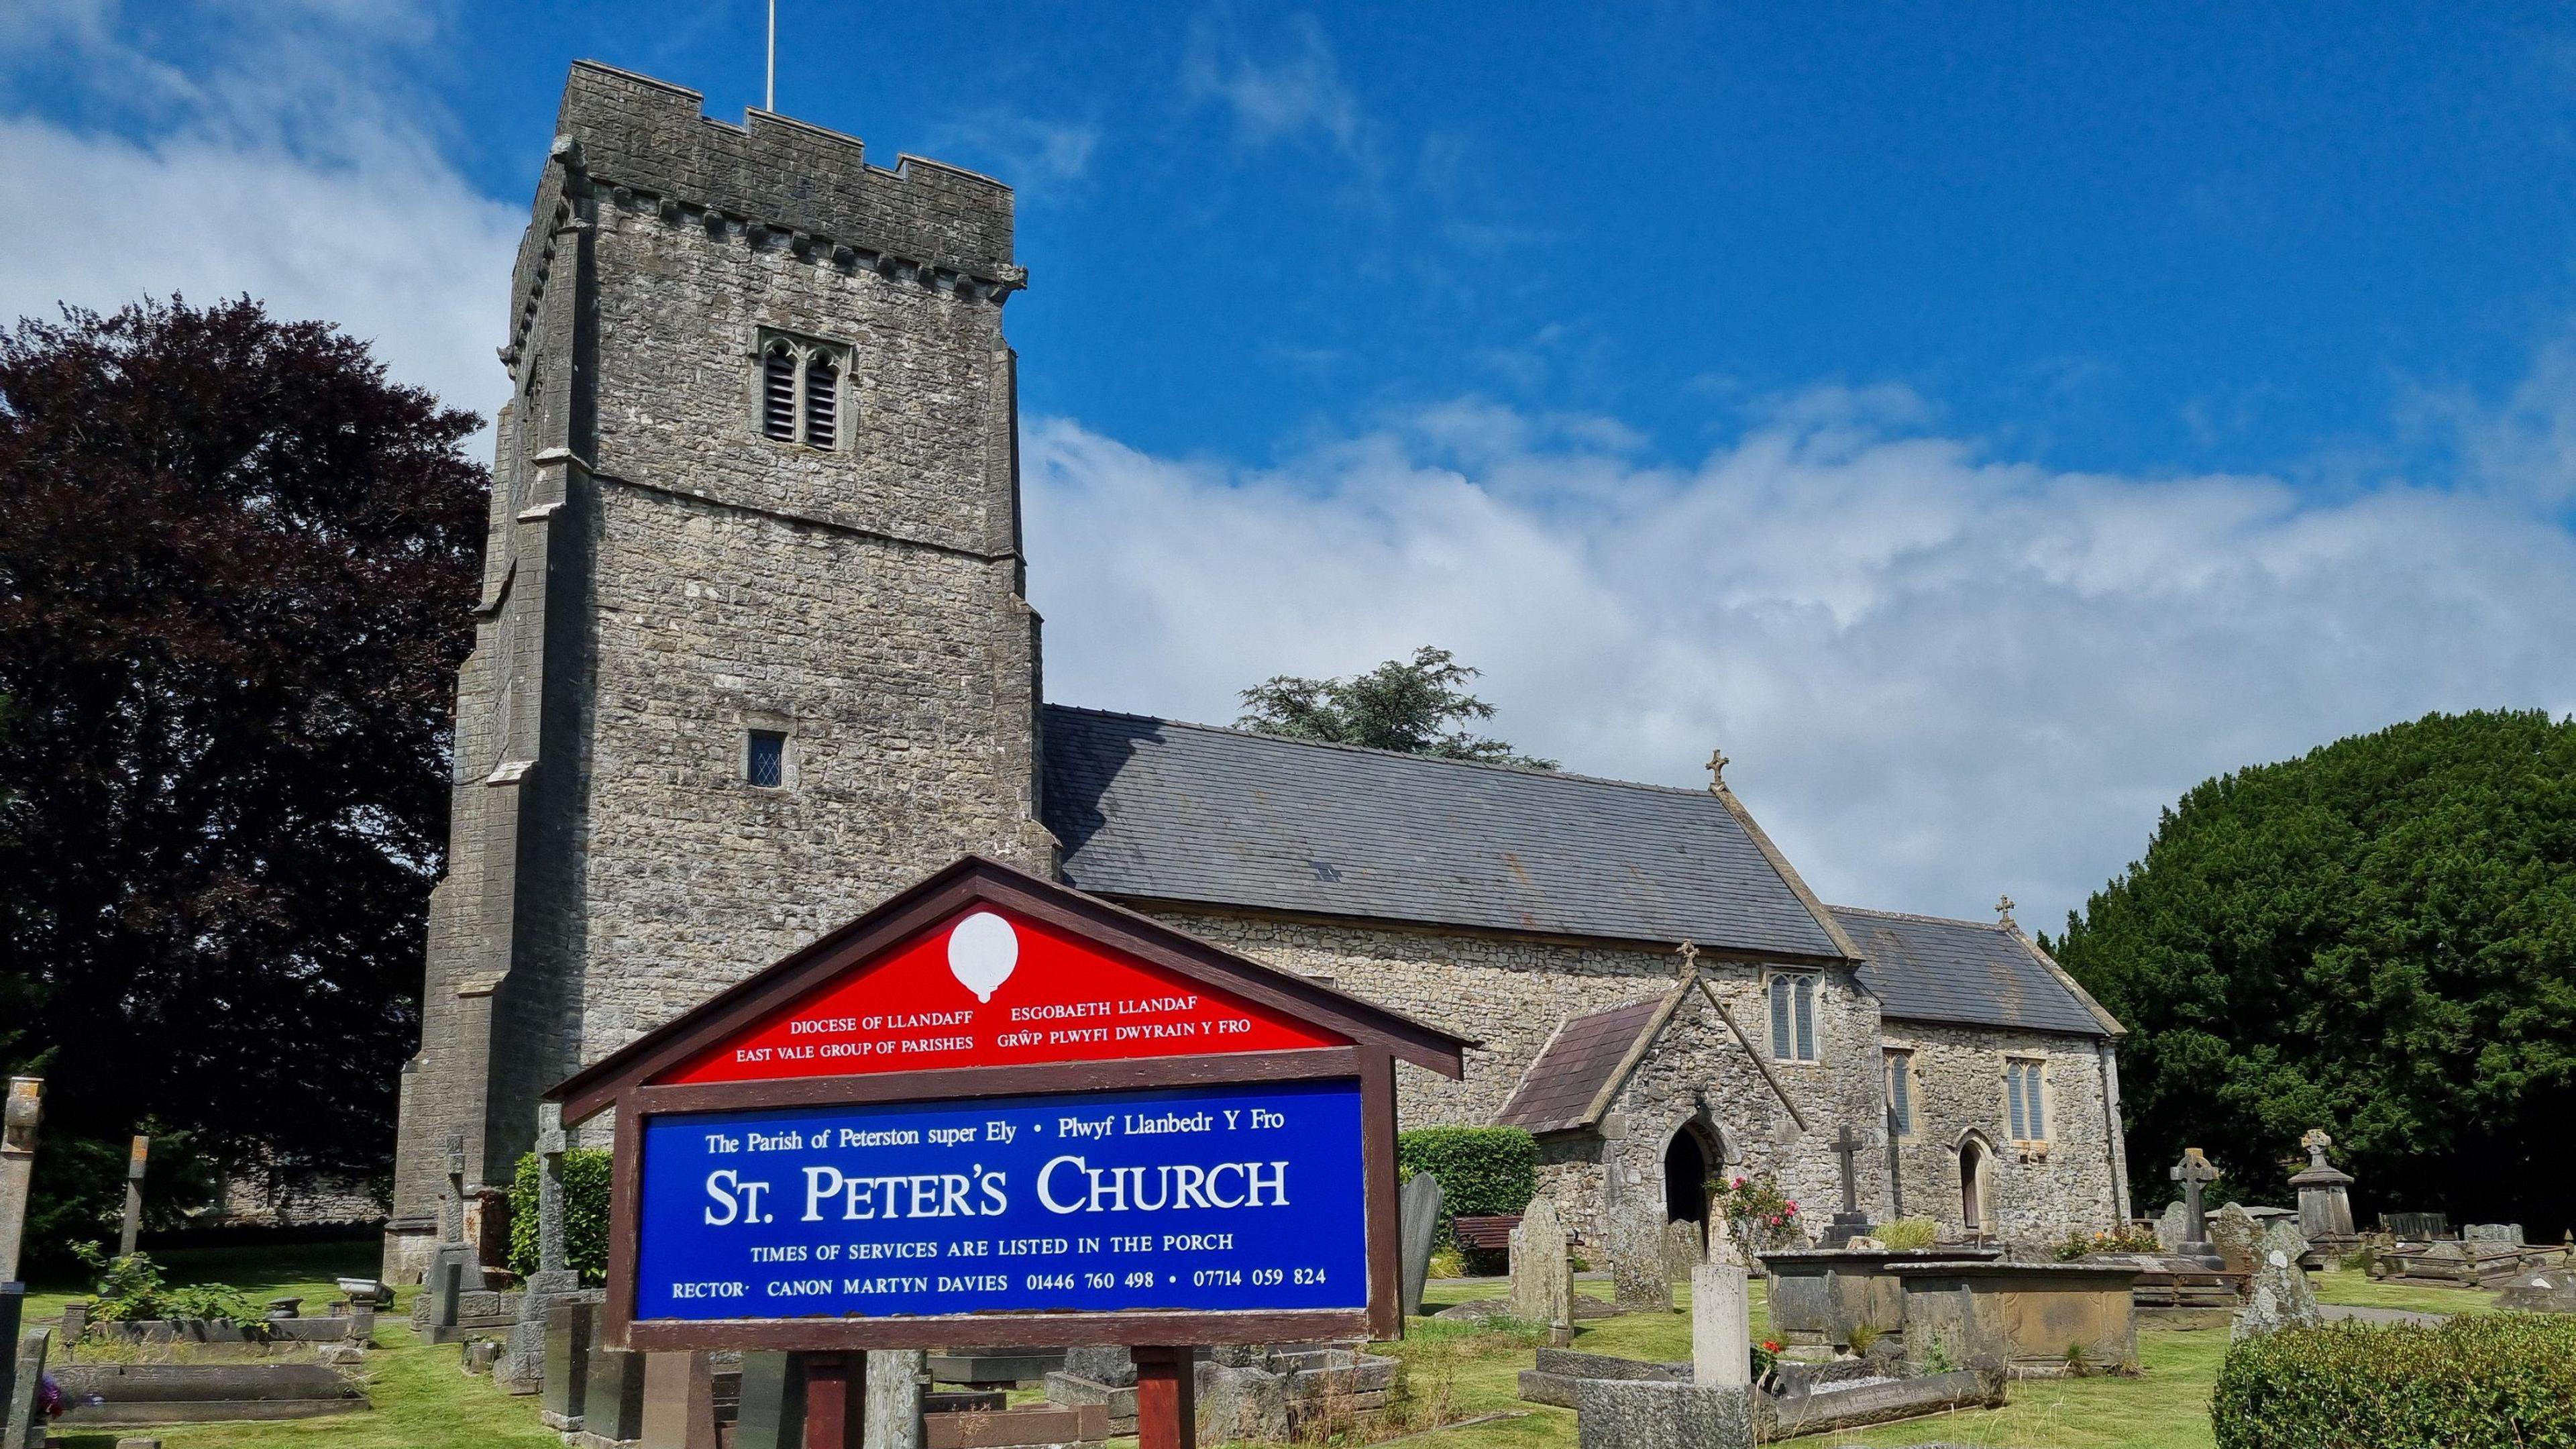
1040 705 1852 961
1493 993 1674 1135
1831 906 2115 1038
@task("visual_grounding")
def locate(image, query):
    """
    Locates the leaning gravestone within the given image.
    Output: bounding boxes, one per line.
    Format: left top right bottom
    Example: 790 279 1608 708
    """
1603 1205 1674 1312
2233 1222 2322 1340
1509 1197 1573 1339
2208 1203 2261 1277
1397 1173 1443 1318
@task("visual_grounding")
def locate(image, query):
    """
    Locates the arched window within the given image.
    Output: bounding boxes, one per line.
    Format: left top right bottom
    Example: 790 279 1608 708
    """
804 353 839 449
761 343 799 441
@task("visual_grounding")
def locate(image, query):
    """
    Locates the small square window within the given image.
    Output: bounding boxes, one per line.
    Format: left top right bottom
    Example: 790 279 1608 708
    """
747 730 787 788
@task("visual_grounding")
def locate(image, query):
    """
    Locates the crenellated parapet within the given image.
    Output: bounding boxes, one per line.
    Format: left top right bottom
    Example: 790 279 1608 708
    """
501 60 1025 375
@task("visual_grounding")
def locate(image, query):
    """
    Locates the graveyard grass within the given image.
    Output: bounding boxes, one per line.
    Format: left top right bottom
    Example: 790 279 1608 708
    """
19 1247 2508 1449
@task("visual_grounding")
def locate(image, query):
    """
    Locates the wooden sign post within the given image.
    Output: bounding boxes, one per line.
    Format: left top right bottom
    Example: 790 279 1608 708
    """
549 857 1468 1449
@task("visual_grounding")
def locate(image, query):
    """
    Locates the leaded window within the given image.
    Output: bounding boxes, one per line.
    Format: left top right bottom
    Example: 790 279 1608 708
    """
747 729 788 788
1769 972 1819 1063
2005 1058 2047 1142
1886 1050 1915 1136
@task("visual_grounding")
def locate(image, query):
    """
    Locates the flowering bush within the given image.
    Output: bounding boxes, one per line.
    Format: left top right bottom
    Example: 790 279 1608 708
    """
2052 1224 2164 1260
1753 1339 1782 1384
1710 1172 1803 1249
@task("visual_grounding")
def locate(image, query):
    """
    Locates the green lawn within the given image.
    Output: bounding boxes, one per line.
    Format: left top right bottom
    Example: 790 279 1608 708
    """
15 1250 2496 1449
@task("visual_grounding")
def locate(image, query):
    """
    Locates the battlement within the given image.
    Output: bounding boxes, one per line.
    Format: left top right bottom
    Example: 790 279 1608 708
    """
553 61 1016 279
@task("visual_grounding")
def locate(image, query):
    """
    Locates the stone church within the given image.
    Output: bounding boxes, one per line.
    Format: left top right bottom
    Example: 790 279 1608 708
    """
386 61 2131 1279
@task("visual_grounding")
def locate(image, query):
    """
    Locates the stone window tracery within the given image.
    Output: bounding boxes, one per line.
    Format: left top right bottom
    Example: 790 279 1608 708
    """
756 330 849 449
1886 1049 1916 1137
1768 971 1819 1063
2004 1057 2049 1144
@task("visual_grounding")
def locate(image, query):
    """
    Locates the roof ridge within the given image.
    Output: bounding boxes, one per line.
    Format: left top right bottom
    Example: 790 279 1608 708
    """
1829 902 2012 933
1041 700 1727 800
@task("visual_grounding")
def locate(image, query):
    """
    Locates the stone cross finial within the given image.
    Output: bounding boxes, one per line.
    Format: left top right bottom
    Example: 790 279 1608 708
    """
1995 894 2017 927
1675 940 1699 978
2300 1128 2332 1169
1706 749 1729 787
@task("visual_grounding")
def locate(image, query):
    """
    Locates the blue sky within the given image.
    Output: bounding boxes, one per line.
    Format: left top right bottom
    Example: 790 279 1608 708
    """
9 1 2576 924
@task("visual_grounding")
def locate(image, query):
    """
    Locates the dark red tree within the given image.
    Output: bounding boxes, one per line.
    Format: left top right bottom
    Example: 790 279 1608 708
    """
0 297 484 1189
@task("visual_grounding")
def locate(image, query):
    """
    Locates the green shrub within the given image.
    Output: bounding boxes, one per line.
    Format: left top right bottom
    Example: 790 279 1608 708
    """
70 1243 258 1327
2213 1315 2576 1449
1876 1217 1937 1250
506 1148 613 1285
1395 1126 1537 1225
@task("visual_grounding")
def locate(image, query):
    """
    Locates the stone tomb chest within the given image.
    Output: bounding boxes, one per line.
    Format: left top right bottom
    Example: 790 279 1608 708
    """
1760 1248 2002 1348
1892 1260 2141 1375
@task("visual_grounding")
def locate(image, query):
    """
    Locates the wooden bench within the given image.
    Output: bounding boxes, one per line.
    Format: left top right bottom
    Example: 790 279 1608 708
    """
1450 1214 1521 1257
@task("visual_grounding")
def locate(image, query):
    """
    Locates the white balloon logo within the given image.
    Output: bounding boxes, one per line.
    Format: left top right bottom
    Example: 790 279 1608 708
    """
947 911 1019 1003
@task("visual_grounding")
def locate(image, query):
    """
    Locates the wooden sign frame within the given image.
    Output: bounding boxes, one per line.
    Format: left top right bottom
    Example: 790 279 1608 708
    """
547 856 1470 1356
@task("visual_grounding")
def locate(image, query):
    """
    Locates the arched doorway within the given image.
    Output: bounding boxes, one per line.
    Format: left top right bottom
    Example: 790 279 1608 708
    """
1958 1138 1988 1233
1664 1124 1712 1226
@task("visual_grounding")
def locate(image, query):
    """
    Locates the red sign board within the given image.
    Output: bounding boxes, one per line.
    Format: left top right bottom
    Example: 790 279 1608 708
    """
656 904 1347 1085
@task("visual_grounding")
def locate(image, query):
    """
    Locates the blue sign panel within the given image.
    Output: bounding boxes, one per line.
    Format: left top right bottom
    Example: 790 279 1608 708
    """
635 1079 1368 1321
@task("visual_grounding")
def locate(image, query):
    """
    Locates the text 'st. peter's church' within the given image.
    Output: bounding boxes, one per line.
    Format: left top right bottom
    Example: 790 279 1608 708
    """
390 62 2130 1279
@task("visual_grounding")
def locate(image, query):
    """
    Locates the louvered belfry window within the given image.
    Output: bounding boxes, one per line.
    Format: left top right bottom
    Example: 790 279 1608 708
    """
761 343 800 441
756 331 849 449
804 354 839 449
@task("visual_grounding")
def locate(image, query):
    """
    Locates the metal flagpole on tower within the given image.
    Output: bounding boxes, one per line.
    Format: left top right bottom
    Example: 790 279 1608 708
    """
765 0 776 111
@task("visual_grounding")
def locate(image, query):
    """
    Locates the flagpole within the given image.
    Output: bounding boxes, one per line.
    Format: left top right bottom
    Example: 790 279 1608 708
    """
765 0 776 111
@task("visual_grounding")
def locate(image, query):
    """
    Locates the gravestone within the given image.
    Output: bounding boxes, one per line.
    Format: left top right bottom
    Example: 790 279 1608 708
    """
735 1353 801 1449
1705 1210 1746 1270
541 1292 600 1432
1690 1263 1750 1388
2496 1269 2576 1314
1397 1173 1443 1318
1820 1124 1874 1247
2 1325 46 1449
2463 1223 2525 1245
118 1134 149 1259
2290 1130 2356 1241
639 1350 717 1449
2169 1147 2224 1267
2208 1204 2261 1277
1508 1197 1573 1340
2232 1222 2322 1340
2155 1200 2192 1252
1603 1204 1674 1312
0 1077 40 1428
1663 1220 1703 1280
498 1105 583 1393
864 1348 926 1449
584 1340 649 1446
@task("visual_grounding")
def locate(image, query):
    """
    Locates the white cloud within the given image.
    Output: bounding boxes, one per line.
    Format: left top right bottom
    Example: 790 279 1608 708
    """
0 1 519 427
1022 397 2576 928
1182 13 1368 161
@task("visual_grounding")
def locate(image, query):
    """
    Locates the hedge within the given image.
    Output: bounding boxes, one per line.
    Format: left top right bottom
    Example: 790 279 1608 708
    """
1395 1126 1537 1240
506 1148 613 1285
2213 1314 2576 1449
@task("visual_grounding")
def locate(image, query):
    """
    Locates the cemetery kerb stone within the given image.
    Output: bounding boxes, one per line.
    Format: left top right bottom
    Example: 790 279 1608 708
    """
538 858 1469 1449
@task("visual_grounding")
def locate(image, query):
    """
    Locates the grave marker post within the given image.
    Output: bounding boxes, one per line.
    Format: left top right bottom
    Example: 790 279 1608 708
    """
1821 1123 1873 1246
0 1076 42 1426
119 1134 149 1258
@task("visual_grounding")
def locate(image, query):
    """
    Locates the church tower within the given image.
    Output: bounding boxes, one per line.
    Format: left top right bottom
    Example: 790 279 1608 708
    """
386 62 1056 1277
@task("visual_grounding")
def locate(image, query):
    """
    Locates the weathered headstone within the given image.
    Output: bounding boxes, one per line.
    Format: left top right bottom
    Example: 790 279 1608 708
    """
0 1078 40 1283
118 1134 149 1259
540 1292 600 1431
2463 1223 2525 1245
2169 1148 2223 1267
2 1325 47 1449
864 1349 926 1449
1604 1204 1674 1312
1690 1263 1750 1388
1820 1124 1874 1247
1197 1361 1290 1442
1397 1173 1443 1318
2155 1199 2192 1252
2290 1130 2355 1241
1508 1197 1573 1340
1663 1220 1703 1280
2208 1203 2261 1277
1574 1377 1754 1449
2496 1268 2576 1314
1705 1210 1746 1269
2232 1222 2322 1340
498 1104 582 1393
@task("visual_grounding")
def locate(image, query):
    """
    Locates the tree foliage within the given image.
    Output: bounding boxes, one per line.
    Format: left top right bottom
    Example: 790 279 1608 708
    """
0 297 485 1187
2049 710 2576 1231
1236 646 1555 767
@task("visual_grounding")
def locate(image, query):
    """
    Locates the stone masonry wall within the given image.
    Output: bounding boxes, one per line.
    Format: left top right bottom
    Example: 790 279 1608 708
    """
1884 1020 2123 1244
